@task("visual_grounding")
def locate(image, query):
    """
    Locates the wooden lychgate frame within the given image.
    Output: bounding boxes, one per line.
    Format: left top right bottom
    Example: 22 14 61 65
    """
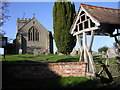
70 3 120 76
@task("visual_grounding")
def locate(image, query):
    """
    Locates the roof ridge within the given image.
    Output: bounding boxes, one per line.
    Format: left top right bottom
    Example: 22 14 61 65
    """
18 17 35 30
81 3 119 11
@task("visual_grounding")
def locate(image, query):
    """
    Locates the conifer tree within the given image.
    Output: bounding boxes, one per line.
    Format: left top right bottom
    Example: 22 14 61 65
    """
53 0 76 54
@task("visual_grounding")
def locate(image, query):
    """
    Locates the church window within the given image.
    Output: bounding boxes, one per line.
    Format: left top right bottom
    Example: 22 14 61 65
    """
28 26 40 41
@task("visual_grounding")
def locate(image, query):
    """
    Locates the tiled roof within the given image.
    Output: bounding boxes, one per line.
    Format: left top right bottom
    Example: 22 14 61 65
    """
81 3 120 25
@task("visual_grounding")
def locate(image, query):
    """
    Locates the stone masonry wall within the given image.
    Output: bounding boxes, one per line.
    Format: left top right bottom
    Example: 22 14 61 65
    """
3 62 87 79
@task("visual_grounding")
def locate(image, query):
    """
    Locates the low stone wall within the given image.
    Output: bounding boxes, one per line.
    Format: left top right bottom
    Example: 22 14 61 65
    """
3 62 87 79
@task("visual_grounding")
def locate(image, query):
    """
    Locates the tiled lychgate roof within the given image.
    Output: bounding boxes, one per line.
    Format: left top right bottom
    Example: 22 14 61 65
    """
70 3 120 34
81 3 120 25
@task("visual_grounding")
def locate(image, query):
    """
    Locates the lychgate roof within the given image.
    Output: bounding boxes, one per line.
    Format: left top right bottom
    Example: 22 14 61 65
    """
70 3 120 35
81 3 120 25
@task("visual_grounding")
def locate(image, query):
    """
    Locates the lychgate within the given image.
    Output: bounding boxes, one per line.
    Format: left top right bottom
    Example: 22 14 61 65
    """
70 3 120 76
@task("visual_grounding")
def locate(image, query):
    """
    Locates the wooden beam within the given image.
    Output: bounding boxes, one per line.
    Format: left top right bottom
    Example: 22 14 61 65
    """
76 35 84 62
89 30 95 52
76 35 83 53
83 32 88 63
111 33 120 37
70 9 83 34
82 31 95 75
86 48 95 75
73 26 99 36
79 50 84 62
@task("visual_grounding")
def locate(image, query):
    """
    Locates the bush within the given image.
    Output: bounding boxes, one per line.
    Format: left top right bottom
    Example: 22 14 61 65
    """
98 46 109 53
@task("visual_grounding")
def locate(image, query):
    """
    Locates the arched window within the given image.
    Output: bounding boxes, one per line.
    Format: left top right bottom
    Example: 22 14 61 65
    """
28 26 40 41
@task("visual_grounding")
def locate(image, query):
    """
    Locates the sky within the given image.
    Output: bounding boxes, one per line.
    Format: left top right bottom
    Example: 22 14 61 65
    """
1 1 119 54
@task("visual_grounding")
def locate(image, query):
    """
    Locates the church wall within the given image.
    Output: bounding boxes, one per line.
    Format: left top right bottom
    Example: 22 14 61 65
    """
18 18 52 54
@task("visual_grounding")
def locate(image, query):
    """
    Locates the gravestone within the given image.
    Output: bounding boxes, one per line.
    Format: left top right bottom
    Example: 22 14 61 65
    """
107 48 117 58
44 49 49 55
102 51 106 58
19 49 22 54
33 49 38 56
58 53 64 56
70 48 77 56
39 49 43 55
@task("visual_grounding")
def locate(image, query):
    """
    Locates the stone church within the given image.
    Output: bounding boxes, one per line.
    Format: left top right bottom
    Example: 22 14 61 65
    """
13 17 53 54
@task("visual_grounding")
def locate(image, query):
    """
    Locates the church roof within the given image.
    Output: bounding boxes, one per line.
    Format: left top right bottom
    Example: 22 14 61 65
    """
81 3 119 25
17 17 50 33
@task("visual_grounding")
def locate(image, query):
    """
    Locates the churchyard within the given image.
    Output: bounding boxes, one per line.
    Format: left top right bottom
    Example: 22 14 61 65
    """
1 1 120 89
2 54 79 62
2 53 120 88
1 54 118 63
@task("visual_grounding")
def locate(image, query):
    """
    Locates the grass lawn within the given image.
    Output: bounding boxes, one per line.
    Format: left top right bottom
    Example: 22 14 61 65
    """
1 54 117 65
1 54 80 62
2 54 120 88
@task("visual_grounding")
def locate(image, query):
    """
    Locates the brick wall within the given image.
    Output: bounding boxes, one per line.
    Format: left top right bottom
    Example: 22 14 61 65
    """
49 62 87 77
3 62 87 79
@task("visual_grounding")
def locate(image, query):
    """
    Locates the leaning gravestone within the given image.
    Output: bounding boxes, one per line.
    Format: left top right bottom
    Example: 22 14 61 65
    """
33 49 38 56
70 48 77 56
19 49 22 54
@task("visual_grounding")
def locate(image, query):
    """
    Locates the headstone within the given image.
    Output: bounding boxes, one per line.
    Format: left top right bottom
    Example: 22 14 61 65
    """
102 51 106 58
19 49 22 54
44 49 49 55
107 48 117 58
33 49 38 56
70 48 77 56
39 49 43 55
58 53 64 56
42 49 48 55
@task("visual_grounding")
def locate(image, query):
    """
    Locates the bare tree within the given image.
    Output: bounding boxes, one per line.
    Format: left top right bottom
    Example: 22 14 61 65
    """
0 0 10 36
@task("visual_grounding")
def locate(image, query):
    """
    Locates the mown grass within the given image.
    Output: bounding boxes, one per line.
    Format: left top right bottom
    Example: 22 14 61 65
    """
1 54 80 62
1 54 32 62
2 54 116 63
